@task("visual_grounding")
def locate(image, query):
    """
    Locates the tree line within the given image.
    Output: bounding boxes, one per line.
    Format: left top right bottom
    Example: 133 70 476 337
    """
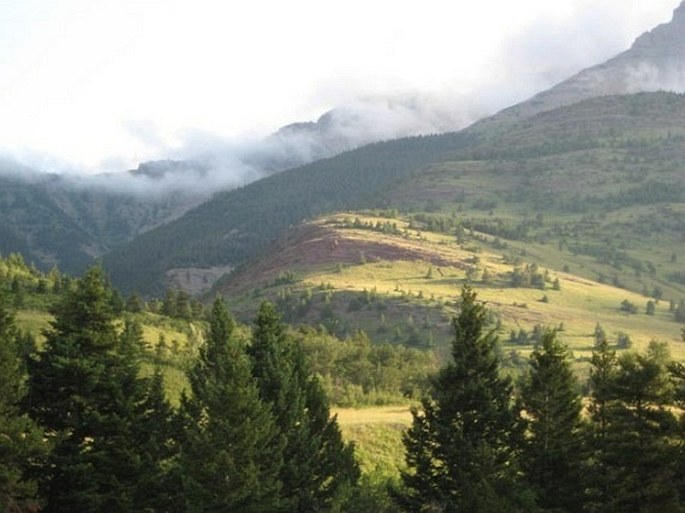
396 286 685 512
4 269 685 512
1 267 359 512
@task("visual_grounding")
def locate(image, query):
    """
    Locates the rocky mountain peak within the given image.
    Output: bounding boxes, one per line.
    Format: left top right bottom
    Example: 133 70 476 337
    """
672 0 685 26
474 3 685 131
629 1 685 59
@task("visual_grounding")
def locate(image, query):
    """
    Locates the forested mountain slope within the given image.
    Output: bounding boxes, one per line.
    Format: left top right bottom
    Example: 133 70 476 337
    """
103 132 477 293
0 171 198 274
105 92 685 296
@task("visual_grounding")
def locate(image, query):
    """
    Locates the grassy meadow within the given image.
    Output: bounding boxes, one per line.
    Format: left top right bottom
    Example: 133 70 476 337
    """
333 406 412 478
218 212 684 367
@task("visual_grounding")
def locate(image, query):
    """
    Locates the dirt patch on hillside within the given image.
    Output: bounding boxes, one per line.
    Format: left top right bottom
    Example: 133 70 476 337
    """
220 222 466 294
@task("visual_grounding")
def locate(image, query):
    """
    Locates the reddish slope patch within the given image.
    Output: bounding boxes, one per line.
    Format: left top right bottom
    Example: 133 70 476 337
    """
217 221 460 295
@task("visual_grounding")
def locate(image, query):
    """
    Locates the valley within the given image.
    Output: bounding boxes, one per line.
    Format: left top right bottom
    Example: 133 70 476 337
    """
4 3 685 511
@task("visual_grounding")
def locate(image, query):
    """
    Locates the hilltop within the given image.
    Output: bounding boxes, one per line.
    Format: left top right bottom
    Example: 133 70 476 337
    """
212 210 684 364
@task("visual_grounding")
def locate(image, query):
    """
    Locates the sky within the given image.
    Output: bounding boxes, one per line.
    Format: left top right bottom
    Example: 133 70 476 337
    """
0 0 679 175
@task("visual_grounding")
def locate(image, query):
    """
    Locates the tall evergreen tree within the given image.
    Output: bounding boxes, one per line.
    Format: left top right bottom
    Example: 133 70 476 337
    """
0 292 46 512
121 319 182 513
519 329 585 512
607 343 679 512
585 331 618 512
134 365 182 513
178 298 282 513
24 266 145 513
248 301 359 512
89 319 148 513
587 341 680 512
396 286 531 512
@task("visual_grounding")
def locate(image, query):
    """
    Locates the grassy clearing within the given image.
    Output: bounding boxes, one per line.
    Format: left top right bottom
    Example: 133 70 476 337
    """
15 307 195 405
334 406 413 427
313 220 680 346
140 361 188 406
15 309 53 342
333 406 412 477
232 213 685 365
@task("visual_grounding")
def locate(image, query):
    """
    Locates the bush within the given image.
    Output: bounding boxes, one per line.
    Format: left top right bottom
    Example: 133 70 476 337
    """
620 299 638 314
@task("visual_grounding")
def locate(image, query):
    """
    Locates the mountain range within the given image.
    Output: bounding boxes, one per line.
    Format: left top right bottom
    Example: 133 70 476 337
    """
2 2 685 310
0 93 483 273
477 1 685 130
102 2 685 296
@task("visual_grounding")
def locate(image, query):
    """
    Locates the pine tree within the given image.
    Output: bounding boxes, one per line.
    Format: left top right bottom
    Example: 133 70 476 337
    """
90 319 148 513
587 340 680 512
606 343 679 511
24 266 146 513
585 332 617 512
519 329 585 511
178 298 282 513
248 301 359 512
134 364 182 513
396 286 532 512
0 292 46 512
116 319 182 513
593 323 607 347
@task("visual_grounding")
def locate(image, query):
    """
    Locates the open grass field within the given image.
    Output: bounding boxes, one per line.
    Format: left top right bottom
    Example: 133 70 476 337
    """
333 406 412 477
220 212 685 366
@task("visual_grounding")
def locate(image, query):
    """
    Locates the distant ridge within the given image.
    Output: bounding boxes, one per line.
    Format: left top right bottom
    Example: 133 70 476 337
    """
475 1 685 131
102 3 685 294
103 91 685 294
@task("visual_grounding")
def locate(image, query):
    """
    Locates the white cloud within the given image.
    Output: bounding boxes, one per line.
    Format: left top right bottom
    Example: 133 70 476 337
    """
0 0 679 175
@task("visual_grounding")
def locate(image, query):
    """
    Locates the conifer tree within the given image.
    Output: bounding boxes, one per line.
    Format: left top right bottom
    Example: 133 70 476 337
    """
119 319 181 513
248 301 359 512
90 318 148 512
0 292 46 512
519 329 584 511
24 266 145 513
396 286 531 512
134 365 182 513
585 332 618 512
179 298 282 513
605 343 679 511
587 340 680 512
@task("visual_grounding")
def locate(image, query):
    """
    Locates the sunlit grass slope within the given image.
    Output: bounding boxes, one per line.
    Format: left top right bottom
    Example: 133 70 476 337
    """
216 213 685 363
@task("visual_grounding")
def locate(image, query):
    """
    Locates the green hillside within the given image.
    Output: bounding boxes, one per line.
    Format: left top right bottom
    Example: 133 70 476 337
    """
106 92 685 302
382 93 685 299
102 133 478 294
0 252 436 408
212 212 685 367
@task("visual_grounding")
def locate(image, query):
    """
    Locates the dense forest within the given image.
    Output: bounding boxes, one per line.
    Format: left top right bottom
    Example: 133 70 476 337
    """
3 264 685 512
